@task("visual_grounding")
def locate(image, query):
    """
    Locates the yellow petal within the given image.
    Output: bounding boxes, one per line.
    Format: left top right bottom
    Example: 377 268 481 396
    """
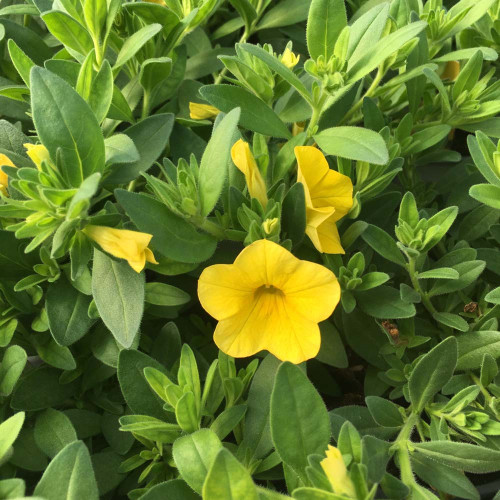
281 255 340 322
321 445 356 497
281 48 300 69
231 140 268 208
24 143 50 170
296 146 353 221
145 247 159 265
441 60 460 81
316 216 345 254
198 264 256 320
213 291 321 364
0 154 16 196
83 225 155 273
189 102 220 120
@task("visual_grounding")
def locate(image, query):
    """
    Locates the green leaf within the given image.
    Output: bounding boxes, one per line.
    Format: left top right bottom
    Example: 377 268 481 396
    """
413 441 500 473
92 249 144 348
211 405 247 440
7 40 35 88
432 312 469 332
105 113 174 184
411 454 479 500
281 182 306 247
270 362 331 479
429 260 485 297
0 412 24 462
199 108 240 216
314 127 389 165
11 366 78 411
139 479 200 500
31 67 105 187
241 354 281 460
485 287 500 304
89 60 113 123
34 441 99 500
46 274 95 346
114 24 162 68
307 0 347 61
408 337 458 413
361 224 406 266
139 57 172 93
200 84 292 138
257 0 312 30
456 331 500 370
469 184 500 209
347 21 427 82
104 134 140 165
202 448 258 500
34 409 77 458
145 282 190 306
117 349 169 419
417 268 459 280
83 0 107 41
365 396 403 428
41 11 93 55
356 286 416 319
0 345 27 397
115 190 217 263
172 429 223 494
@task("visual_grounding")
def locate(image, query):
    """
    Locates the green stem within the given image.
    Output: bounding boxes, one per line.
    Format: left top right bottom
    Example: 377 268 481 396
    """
408 257 438 315
306 92 328 139
393 412 419 488
141 91 150 120
341 66 386 124
191 216 226 239
471 373 493 404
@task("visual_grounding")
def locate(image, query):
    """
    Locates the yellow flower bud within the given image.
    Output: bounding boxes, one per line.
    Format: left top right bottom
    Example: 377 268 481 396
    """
83 225 158 273
320 445 356 498
189 102 221 120
262 218 278 235
0 153 16 197
281 48 300 69
23 143 51 170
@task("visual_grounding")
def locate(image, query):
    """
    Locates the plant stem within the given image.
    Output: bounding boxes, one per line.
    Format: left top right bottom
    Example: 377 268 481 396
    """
393 412 419 488
214 29 249 84
341 66 386 124
191 216 227 239
471 373 493 404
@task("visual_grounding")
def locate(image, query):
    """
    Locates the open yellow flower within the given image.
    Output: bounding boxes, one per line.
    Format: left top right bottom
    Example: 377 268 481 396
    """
23 143 50 170
189 102 220 120
198 239 340 364
231 139 268 208
83 225 158 273
296 146 353 254
281 48 300 69
321 445 356 497
0 154 16 197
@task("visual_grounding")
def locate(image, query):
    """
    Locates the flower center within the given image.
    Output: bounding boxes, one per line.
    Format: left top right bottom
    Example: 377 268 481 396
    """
255 284 285 297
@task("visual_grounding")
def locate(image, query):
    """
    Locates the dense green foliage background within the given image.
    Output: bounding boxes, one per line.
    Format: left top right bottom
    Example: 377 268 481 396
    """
1 0 500 498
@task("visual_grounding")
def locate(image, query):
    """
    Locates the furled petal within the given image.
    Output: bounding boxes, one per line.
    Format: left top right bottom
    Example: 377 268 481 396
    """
189 102 220 120
441 60 460 81
231 139 268 208
24 143 50 170
198 264 256 320
316 216 345 254
295 146 353 221
213 290 321 364
321 445 356 497
0 153 16 196
281 48 300 69
84 225 155 273
145 248 159 265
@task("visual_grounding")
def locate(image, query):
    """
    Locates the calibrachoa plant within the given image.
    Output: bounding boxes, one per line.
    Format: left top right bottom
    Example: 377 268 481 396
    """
1 0 500 498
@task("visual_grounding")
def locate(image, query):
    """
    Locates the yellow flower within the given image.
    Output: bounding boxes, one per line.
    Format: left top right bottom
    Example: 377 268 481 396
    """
321 445 356 498
281 48 300 69
23 143 50 170
262 217 278 235
189 102 220 120
296 146 353 254
441 60 460 81
83 225 158 273
231 139 268 208
0 154 16 197
198 239 340 364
